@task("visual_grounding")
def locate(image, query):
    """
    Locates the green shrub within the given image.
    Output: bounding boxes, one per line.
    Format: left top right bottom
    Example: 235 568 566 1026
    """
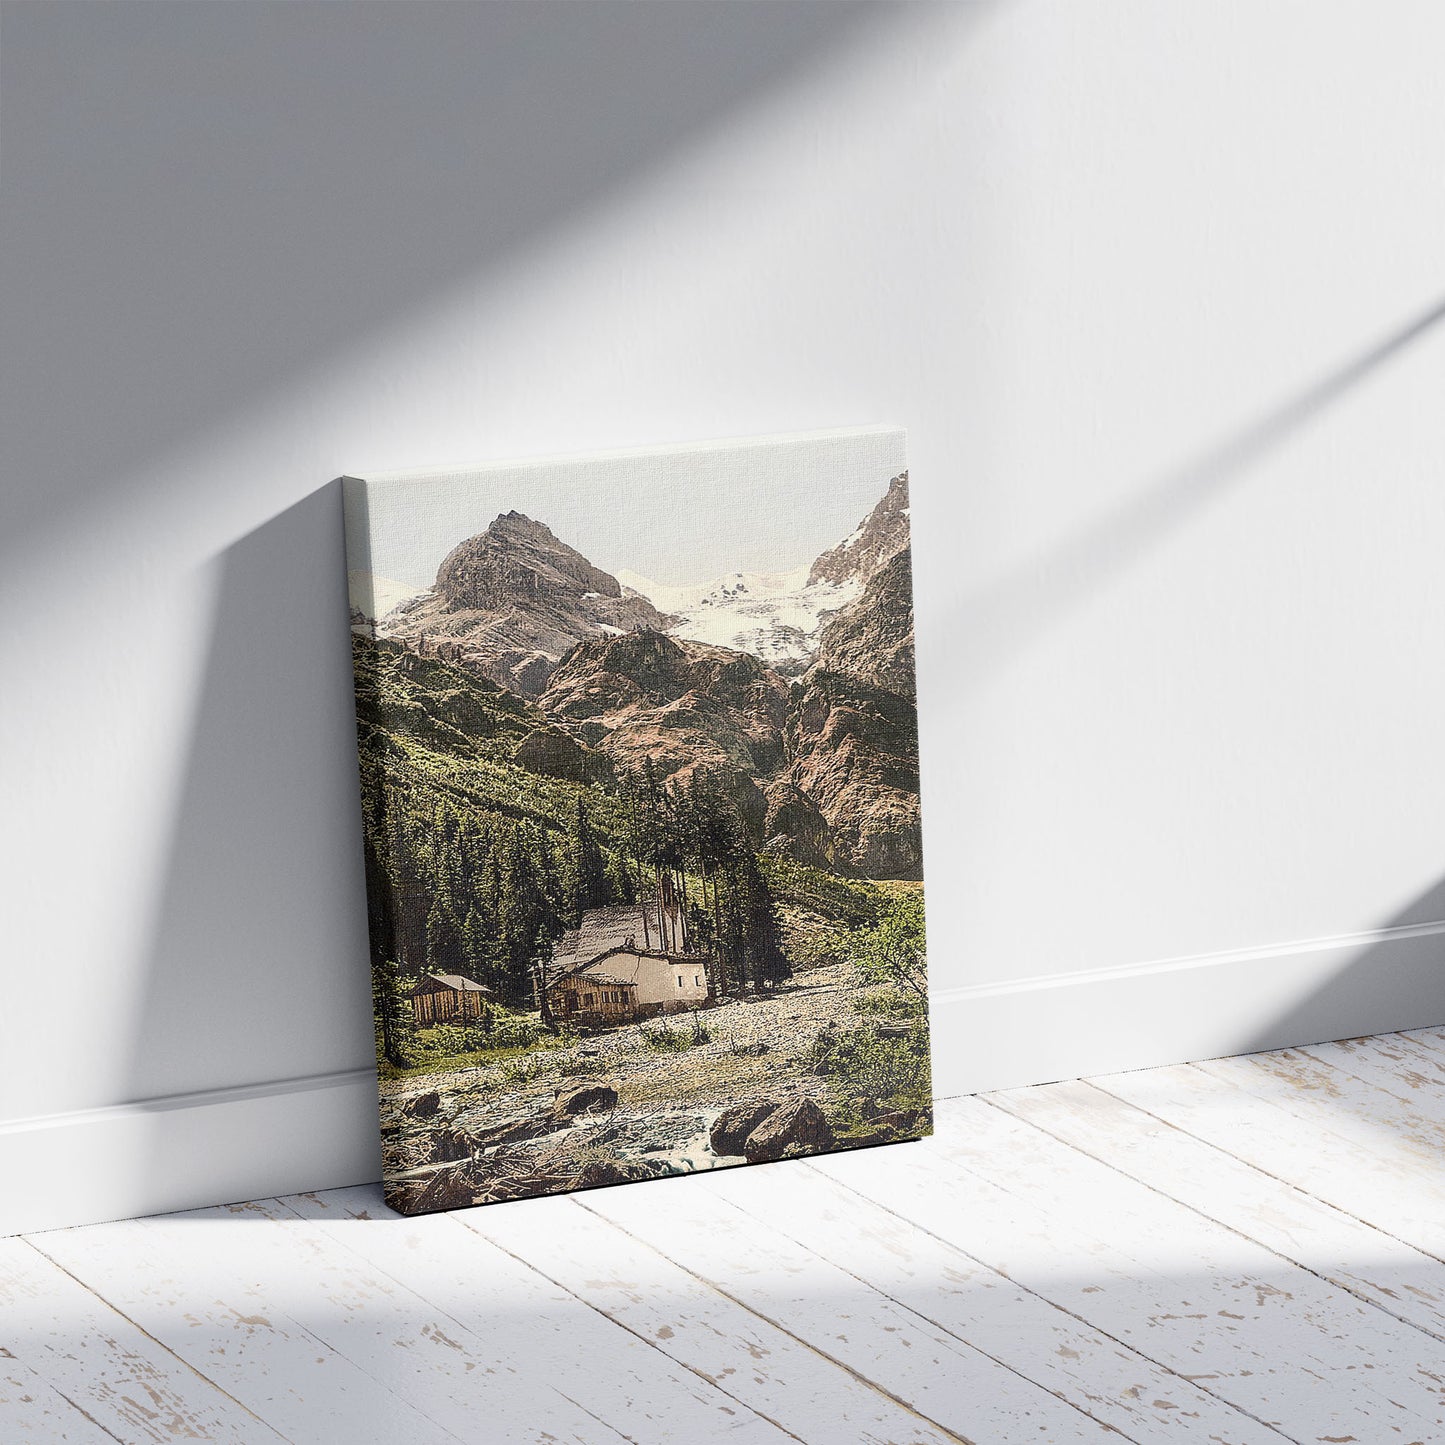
853 990 927 1021
490 1015 544 1049
557 1056 608 1078
640 1013 710 1053
810 1017 931 1132
497 1054 552 1089
417 1024 485 1056
640 1024 691 1053
837 892 927 1002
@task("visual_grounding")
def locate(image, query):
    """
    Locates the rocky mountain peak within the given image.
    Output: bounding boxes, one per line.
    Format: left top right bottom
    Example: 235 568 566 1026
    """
379 514 668 697
807 471 911 589
436 511 622 612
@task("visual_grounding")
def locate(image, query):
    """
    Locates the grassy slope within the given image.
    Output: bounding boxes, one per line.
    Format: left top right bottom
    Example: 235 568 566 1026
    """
355 633 890 935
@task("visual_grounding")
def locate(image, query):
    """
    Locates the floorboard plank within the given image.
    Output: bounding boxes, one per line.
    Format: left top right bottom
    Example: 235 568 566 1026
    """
993 1078 1445 1344
32 1206 489 1445
820 1098 1445 1443
460 1187 962 1445
1162 1054 1445 1259
0 1236 276 1444
1296 1034 1445 1119
1321 1031 1445 1088
0 1346 124 1443
180 1194 625 1444
701 1153 1284 1445
1396 1027 1445 1062
584 1167 1117 1444
282 1184 791 1445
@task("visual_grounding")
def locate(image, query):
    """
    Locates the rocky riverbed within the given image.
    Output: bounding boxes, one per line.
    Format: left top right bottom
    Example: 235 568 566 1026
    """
379 964 928 1212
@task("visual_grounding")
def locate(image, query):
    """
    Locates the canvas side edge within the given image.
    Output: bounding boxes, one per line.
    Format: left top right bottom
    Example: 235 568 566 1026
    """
349 423 907 485
7 922 1445 1234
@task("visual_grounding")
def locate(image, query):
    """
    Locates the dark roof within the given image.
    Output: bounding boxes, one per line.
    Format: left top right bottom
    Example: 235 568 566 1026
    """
550 899 700 970
549 906 644 980
413 972 491 994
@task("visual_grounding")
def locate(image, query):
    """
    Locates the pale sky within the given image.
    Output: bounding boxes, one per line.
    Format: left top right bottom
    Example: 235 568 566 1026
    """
345 427 906 589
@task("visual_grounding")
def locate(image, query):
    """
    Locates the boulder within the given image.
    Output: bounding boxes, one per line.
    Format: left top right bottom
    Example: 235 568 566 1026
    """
867 1107 931 1140
709 1100 780 1157
572 1158 669 1189
468 1115 557 1149
424 1113 560 1162
405 1091 442 1120
426 1128 477 1164
390 1160 479 1214
551 1080 619 1120
741 1098 835 1163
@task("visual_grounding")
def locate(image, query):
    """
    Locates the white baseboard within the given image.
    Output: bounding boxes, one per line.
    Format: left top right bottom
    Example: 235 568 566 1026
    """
930 917 1445 1096
6 920 1445 1237
0 1070 381 1238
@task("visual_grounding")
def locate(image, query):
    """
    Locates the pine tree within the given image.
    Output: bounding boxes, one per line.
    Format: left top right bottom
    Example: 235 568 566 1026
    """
604 849 634 905
425 887 465 974
461 903 497 985
733 847 791 987
563 797 608 925
496 825 548 1005
372 958 414 1068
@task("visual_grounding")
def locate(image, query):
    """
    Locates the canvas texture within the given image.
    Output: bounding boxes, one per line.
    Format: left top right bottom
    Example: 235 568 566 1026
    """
342 428 932 1214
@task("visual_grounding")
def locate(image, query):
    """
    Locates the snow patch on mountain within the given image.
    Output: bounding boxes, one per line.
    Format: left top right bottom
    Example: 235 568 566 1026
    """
616 565 859 677
348 570 426 626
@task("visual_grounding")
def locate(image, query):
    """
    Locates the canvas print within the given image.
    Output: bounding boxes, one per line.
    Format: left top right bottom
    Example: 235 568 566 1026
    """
343 427 931 1213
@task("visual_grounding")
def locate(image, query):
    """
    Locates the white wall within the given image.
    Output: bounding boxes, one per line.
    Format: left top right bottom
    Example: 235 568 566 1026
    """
6 0 1445 1233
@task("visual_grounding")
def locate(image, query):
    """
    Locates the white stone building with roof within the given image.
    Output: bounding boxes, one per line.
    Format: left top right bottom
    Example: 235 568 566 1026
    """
545 893 709 1025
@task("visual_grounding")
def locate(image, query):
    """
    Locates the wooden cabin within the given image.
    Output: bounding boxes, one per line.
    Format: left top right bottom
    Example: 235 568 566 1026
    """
546 972 640 1027
410 972 492 1026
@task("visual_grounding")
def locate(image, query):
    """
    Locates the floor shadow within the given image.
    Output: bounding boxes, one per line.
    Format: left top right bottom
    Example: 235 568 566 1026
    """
123 483 373 1106
0 0 887 562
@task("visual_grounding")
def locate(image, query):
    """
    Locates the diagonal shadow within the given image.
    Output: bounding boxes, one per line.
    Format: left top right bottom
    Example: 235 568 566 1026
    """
123 483 373 1108
1238 873 1445 1056
0 0 942 1213
953 294 1445 685
0 0 889 564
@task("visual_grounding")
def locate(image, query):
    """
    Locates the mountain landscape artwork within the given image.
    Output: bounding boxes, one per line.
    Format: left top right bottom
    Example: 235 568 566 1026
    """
342 427 932 1214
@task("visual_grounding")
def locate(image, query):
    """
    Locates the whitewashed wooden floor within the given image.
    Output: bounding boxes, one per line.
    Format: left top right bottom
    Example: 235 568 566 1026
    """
8 1029 1445 1444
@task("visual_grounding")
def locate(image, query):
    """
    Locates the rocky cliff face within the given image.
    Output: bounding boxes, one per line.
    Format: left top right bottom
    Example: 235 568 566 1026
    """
383 512 669 695
436 512 620 611
807 471 911 590
537 535 924 879
775 546 922 879
540 630 791 831
813 547 917 699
